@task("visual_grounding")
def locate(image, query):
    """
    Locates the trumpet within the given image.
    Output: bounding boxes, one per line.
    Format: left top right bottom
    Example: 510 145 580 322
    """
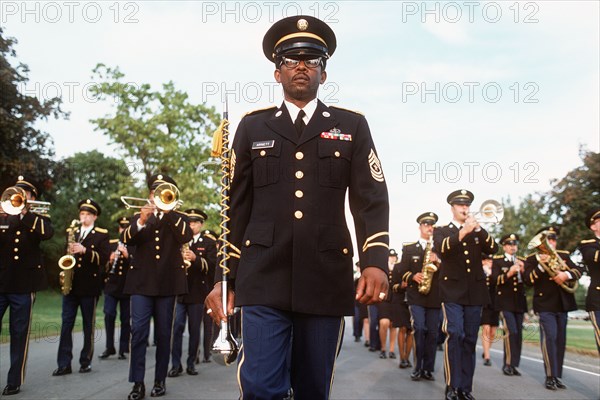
120 183 183 211
1 186 51 216
467 199 504 226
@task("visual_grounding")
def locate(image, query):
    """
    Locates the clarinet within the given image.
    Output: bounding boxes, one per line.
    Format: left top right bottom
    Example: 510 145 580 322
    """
109 241 123 274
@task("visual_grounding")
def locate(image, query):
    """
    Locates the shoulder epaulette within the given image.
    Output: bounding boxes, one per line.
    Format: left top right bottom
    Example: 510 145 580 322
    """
580 239 597 244
109 239 119 244
493 255 504 259
402 241 417 247
94 227 108 234
556 249 570 254
517 256 526 261
525 252 537 258
329 105 364 116
134 211 141 216
203 232 217 241
244 106 277 117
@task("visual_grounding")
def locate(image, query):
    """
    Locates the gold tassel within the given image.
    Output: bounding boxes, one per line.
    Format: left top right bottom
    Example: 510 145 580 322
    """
211 119 228 157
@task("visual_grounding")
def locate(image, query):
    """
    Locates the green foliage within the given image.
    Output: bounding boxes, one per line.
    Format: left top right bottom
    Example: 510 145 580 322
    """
0 27 67 194
88 64 222 228
42 150 130 288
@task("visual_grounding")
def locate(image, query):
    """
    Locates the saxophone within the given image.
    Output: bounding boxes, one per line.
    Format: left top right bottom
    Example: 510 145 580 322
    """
418 235 438 295
58 219 81 295
182 242 192 269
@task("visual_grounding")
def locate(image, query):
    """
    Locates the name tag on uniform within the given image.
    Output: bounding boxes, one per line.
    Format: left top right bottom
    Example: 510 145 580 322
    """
252 140 275 149
321 128 352 141
0 225 9 230
411 256 420 261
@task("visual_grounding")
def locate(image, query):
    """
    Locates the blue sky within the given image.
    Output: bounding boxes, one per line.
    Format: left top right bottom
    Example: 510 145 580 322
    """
3 1 598 247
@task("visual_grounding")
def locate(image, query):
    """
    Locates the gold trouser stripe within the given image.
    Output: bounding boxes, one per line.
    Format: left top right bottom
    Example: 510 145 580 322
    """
441 303 451 386
41 219 45 235
500 312 511 365
328 317 345 399
128 297 133 373
85 296 98 361
169 298 178 353
539 322 551 376
19 292 36 385
237 308 245 400
590 311 600 351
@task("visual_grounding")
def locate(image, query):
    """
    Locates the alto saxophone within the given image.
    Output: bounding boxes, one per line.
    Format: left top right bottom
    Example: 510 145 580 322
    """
182 242 192 269
418 235 438 295
58 219 81 295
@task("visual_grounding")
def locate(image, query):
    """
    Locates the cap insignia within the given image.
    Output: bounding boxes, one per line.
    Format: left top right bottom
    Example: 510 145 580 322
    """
297 19 308 31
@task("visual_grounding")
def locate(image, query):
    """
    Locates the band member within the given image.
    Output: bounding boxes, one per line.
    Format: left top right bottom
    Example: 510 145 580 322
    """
433 190 498 400
492 233 527 376
0 176 54 395
377 249 399 360
480 254 498 367
169 209 217 376
391 249 413 368
121 174 192 400
53 198 110 376
579 207 600 354
100 216 132 360
205 15 389 400
524 226 582 390
397 212 440 382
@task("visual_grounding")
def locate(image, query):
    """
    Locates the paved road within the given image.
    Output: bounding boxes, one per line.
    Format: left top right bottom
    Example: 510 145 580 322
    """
1 317 599 399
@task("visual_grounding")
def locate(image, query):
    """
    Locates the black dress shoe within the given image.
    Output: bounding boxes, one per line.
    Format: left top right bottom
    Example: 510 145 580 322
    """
79 365 92 373
118 352 127 360
410 369 422 381
445 386 459 400
202 358 211 363
511 366 521 376
167 366 182 377
405 359 412 368
545 377 557 390
483 358 491 366
553 377 567 389
186 366 198 375
99 348 116 359
52 366 72 376
150 381 166 397
422 370 435 381
379 351 387 359
354 336 361 342
458 390 475 400
364 340 370 347
502 365 513 376
2 385 20 396
388 351 396 359
128 382 145 400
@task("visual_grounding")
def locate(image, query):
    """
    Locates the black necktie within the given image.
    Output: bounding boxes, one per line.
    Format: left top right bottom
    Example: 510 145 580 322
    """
295 110 306 137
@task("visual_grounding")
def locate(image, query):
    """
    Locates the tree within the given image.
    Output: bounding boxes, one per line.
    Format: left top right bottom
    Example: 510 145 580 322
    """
42 150 130 288
0 27 67 192
88 64 222 226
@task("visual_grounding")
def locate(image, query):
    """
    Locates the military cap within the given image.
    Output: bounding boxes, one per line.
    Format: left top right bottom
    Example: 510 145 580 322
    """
389 248 399 258
535 225 560 238
78 198 101 216
481 253 494 260
147 173 177 191
585 207 600 228
263 15 337 62
15 175 40 197
500 233 520 245
446 189 474 206
417 212 438 225
118 216 130 228
186 208 208 222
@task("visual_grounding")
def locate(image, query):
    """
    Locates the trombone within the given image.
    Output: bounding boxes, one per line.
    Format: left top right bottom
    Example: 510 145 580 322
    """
120 182 183 211
1 186 51 216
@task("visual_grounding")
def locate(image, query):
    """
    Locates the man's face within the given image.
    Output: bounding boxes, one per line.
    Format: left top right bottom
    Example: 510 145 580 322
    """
274 56 327 103
419 223 434 239
79 210 97 227
190 220 203 235
451 204 470 223
590 219 600 235
547 237 557 249
503 243 518 256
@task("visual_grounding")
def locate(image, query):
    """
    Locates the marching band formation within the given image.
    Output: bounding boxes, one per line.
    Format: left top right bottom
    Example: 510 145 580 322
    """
1 14 599 400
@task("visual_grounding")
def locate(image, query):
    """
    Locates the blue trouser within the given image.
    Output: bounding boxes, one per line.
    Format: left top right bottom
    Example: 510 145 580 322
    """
441 303 482 393
538 311 567 378
0 293 35 386
410 305 440 372
590 310 600 354
352 303 361 338
367 304 380 350
171 302 203 369
129 295 176 383
500 311 523 368
57 294 98 368
238 306 344 400
103 294 131 354
201 309 216 360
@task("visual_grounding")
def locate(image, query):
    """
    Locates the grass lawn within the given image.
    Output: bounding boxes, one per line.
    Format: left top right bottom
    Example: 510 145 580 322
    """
1 290 106 345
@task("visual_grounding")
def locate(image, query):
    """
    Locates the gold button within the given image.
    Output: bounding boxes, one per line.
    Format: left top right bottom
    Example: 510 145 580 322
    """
155 237 160 242
118 272 123 275
596 286 600 290
295 152 304 160
155 230 159 234
14 248 18 252
466 260 470 264
91 245 95 248
38 265 41 269
156 246 160 250
467 268 471 273
343 248 349 254
514 288 518 292
156 255 160 260
77 264 81 268
539 293 543 296
245 240 251 246
14 238 19 243
444 277 448 280
462 242 466 246
130 266 134 269
514 282 517 285
93 273 97 277
295 190 303 198
294 211 303 219
14 256 19 260
16 231 21 235
334 151 340 157
295 171 304 179
260 150 266 156
464 250 469 255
